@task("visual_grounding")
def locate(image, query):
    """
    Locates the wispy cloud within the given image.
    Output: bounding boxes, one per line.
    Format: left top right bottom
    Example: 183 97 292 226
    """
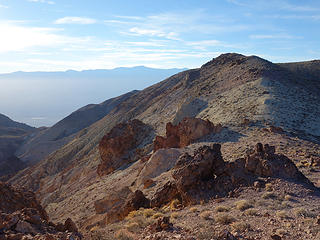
249 34 302 39
266 14 320 21
105 10 250 43
28 0 55 4
128 27 179 40
227 0 319 12
0 4 8 8
54 17 97 25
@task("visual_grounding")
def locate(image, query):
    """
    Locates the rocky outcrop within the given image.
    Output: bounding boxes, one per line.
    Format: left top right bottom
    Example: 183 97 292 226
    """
97 119 153 176
151 143 314 206
153 117 222 152
0 182 48 220
94 187 132 214
172 144 227 205
244 143 311 182
95 189 150 224
0 182 82 240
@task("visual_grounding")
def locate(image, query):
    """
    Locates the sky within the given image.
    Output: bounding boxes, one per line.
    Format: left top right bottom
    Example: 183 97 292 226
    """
0 0 320 73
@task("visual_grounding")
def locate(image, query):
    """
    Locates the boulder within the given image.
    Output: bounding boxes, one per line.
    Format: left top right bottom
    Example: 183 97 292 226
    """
106 190 150 223
97 119 153 176
137 148 181 187
94 187 132 214
172 144 225 205
149 216 173 233
150 181 180 208
64 218 78 233
245 143 312 183
153 117 222 152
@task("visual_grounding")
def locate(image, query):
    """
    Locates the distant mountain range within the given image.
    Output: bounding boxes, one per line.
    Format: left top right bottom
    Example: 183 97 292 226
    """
0 66 186 127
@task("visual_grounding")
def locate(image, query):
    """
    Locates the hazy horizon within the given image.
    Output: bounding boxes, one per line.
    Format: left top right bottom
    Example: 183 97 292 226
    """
0 66 185 127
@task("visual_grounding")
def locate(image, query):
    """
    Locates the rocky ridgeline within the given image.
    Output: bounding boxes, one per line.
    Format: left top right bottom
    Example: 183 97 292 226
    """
0 182 82 240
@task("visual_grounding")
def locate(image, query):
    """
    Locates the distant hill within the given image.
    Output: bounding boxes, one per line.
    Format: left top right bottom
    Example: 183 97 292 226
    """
16 90 139 164
0 113 35 179
0 66 186 127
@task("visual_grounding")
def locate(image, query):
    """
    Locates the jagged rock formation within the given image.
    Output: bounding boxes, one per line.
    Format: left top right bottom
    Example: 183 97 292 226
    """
153 117 222 152
0 182 82 239
97 119 153 176
152 143 315 206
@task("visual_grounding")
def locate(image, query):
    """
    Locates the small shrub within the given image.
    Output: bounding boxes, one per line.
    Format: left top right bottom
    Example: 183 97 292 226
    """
125 222 139 233
244 208 259 216
276 210 289 219
265 183 273 191
170 199 180 210
189 207 198 213
275 229 286 236
115 229 133 240
293 208 316 218
215 205 230 212
197 228 216 240
262 192 277 199
284 194 293 201
281 201 292 209
235 200 253 211
214 213 235 225
200 211 212 220
171 212 180 219
126 210 142 219
143 209 156 218
231 221 251 232
152 212 164 219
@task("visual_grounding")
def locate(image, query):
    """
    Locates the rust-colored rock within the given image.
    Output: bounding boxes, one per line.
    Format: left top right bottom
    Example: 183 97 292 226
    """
172 144 226 205
97 119 153 176
64 218 78 233
151 181 180 208
149 216 173 233
245 143 311 182
152 143 315 206
0 182 82 239
105 190 150 223
153 117 222 152
0 182 48 221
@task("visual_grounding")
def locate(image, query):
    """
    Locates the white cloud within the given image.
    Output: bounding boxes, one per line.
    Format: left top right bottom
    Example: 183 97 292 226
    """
54 17 96 25
128 27 179 40
0 4 8 8
28 0 55 4
0 22 92 53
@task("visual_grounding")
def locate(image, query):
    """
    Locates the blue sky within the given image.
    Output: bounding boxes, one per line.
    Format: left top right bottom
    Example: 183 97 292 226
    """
0 0 319 73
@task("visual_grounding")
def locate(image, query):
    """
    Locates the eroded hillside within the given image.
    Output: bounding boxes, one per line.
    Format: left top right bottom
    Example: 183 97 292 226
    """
8 53 320 239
